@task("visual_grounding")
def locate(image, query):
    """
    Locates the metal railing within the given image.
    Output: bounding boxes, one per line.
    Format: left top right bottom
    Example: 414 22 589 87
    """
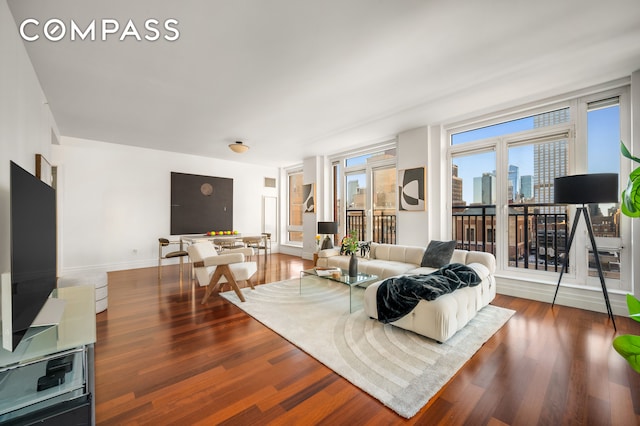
452 203 569 272
346 210 396 244
342 203 569 272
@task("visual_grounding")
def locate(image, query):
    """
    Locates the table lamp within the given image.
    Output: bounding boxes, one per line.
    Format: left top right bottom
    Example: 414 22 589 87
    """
317 221 338 250
552 173 618 329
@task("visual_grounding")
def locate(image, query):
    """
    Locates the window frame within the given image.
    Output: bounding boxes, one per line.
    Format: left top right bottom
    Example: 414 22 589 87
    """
576 87 631 291
329 141 397 241
285 167 304 246
446 85 631 292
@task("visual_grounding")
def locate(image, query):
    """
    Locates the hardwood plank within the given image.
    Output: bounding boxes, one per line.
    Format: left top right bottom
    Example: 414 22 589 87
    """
94 254 640 425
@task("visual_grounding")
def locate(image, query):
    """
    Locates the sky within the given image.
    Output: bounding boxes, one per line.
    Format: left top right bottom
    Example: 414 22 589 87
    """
340 106 621 207
452 106 620 204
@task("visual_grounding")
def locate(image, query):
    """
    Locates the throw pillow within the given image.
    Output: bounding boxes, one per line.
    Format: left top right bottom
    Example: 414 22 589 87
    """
420 240 456 268
358 241 371 259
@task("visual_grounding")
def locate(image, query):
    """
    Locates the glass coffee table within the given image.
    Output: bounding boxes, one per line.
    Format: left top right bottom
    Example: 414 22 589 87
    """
299 268 379 312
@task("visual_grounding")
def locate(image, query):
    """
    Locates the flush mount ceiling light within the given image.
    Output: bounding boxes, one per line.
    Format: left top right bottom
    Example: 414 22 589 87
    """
228 141 249 153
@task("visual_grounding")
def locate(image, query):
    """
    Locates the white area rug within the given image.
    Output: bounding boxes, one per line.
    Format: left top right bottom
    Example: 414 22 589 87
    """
220 277 514 418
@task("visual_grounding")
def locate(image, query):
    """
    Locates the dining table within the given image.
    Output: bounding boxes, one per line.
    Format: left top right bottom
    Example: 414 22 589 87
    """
180 234 268 258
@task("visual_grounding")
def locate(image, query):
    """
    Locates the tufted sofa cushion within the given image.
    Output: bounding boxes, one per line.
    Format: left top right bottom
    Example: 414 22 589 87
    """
370 243 425 265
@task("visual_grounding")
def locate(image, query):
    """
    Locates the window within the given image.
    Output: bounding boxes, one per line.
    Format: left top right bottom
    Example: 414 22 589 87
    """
287 170 303 243
451 108 572 273
340 146 397 243
451 150 496 253
586 97 622 280
451 108 569 145
507 135 568 271
448 87 631 292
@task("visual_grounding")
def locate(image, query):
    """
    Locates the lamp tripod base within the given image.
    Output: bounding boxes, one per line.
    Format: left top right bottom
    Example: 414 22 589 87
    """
552 206 616 330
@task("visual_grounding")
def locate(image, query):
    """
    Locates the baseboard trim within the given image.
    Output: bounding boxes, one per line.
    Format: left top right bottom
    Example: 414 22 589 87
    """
497 276 628 317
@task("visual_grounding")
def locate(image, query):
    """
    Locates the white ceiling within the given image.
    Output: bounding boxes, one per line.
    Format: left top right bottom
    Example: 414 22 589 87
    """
7 0 640 167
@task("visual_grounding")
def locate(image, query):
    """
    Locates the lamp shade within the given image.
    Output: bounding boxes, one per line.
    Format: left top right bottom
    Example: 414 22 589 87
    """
317 221 338 234
554 173 618 204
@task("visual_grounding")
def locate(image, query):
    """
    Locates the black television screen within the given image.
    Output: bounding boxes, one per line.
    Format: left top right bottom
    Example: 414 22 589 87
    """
2 161 57 351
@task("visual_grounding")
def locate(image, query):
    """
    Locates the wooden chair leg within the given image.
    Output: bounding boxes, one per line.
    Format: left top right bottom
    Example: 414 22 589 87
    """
201 267 224 303
201 265 246 304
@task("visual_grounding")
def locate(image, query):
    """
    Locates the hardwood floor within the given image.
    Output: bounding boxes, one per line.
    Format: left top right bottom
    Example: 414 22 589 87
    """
95 254 640 425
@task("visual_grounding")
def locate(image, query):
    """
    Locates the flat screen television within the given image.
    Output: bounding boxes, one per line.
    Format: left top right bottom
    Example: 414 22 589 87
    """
1 161 57 351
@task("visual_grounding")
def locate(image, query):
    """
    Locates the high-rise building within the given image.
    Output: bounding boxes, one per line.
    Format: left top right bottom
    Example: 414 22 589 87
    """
473 176 482 204
474 172 496 205
452 164 464 205
533 109 569 211
508 164 519 201
347 180 360 208
520 175 533 199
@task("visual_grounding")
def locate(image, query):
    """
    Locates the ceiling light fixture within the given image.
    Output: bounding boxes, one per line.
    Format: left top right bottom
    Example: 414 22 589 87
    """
228 141 249 153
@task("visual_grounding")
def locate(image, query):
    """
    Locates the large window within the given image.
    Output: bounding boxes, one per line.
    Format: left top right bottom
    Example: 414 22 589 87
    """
451 110 570 271
506 135 568 271
586 97 622 281
340 147 397 243
452 150 496 253
448 89 630 292
287 170 304 243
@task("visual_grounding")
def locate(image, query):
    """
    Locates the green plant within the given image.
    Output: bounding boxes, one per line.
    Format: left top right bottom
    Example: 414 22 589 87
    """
621 141 640 217
612 294 640 373
341 230 359 255
612 144 640 372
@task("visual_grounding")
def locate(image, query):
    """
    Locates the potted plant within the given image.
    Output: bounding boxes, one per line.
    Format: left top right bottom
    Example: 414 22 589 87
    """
621 141 640 217
613 142 640 373
613 294 640 373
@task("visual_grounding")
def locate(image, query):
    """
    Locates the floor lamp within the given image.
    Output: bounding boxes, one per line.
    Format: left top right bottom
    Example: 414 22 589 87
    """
552 173 618 330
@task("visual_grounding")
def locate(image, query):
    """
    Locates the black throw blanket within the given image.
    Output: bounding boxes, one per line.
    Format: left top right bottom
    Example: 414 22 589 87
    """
376 263 481 323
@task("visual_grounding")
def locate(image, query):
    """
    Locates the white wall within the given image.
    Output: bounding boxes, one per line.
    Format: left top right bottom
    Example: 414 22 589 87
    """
52 137 278 274
0 0 58 274
396 127 430 246
301 156 321 260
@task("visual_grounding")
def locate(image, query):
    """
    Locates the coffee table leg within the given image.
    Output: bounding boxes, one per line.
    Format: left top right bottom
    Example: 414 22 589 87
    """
349 285 353 313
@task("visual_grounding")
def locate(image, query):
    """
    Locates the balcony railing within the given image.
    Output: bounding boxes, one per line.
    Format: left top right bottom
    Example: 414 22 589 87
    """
343 203 569 271
346 210 396 244
452 203 569 272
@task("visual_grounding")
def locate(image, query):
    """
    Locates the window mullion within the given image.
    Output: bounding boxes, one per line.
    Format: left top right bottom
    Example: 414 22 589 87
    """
495 138 509 272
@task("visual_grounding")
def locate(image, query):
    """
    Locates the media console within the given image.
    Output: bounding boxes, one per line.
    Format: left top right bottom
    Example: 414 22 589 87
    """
0 285 96 425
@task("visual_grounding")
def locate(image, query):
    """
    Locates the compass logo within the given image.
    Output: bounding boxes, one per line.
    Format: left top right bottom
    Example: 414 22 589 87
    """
19 18 180 42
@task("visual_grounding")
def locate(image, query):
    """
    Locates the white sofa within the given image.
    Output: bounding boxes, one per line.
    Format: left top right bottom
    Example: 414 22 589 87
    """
317 243 496 342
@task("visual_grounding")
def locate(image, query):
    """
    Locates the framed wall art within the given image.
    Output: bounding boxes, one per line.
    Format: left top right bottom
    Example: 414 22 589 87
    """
35 154 55 188
170 172 233 234
398 167 426 211
302 183 315 213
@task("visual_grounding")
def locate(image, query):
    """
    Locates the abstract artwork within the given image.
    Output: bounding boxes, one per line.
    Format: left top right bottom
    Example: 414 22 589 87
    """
302 183 315 213
171 172 233 234
398 167 426 211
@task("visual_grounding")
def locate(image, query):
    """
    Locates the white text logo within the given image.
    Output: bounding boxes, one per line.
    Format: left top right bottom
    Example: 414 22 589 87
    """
19 18 180 42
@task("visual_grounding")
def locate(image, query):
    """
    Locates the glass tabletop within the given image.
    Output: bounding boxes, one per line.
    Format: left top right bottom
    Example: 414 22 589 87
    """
301 268 378 287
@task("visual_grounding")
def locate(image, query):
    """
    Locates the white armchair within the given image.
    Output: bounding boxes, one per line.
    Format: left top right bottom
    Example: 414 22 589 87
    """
187 242 257 303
